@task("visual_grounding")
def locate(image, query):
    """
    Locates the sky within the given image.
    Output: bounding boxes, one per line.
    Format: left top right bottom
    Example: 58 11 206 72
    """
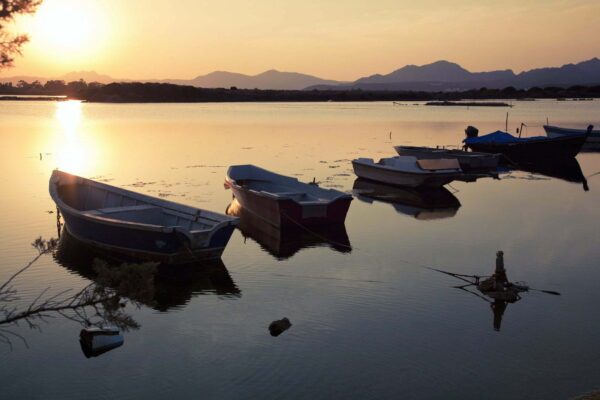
3 0 600 81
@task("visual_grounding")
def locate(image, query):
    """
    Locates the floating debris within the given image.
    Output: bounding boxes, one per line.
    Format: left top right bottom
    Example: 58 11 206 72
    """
269 317 292 337
476 251 528 302
431 251 559 331
79 327 124 358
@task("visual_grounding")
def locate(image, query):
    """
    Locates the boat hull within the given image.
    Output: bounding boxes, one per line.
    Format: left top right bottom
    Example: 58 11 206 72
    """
228 185 352 228
226 198 351 259
351 161 459 187
59 205 235 263
544 125 600 142
544 125 600 150
465 133 587 161
394 146 500 170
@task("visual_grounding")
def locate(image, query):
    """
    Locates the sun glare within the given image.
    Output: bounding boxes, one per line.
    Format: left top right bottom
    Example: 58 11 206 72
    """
54 100 93 175
25 0 107 64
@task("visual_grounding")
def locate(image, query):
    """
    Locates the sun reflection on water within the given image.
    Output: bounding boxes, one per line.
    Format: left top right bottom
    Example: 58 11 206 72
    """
54 100 94 175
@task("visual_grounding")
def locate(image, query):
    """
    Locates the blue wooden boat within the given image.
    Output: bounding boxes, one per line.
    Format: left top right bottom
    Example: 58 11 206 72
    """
49 170 238 263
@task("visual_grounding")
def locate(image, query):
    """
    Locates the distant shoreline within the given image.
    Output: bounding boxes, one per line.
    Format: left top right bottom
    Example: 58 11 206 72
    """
1 81 599 103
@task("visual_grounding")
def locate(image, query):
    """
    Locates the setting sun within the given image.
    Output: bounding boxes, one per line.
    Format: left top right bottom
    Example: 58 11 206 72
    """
19 0 108 67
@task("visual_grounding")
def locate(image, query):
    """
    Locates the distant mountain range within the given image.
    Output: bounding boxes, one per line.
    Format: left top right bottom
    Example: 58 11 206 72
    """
2 58 599 91
308 58 600 91
160 70 345 90
0 69 345 90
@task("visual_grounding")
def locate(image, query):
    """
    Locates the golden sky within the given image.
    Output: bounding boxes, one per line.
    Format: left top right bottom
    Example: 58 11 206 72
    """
4 0 600 80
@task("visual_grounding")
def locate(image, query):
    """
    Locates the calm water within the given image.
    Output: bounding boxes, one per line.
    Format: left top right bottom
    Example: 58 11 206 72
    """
1 100 599 399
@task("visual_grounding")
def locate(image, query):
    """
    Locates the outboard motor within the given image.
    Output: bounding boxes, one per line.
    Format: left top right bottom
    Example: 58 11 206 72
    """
465 125 479 139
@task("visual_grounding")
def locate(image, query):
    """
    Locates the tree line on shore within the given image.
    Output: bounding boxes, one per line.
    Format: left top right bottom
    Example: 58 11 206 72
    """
2 79 600 102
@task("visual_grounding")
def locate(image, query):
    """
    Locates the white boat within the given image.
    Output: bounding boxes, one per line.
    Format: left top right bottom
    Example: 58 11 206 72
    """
225 165 353 228
351 156 462 187
544 125 599 149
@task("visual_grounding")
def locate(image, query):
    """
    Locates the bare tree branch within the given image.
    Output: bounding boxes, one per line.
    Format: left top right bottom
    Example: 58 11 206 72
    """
0 237 150 349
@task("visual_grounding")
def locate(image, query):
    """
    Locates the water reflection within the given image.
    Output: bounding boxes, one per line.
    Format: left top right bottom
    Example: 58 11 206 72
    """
506 157 589 191
226 199 352 259
1 237 139 351
54 230 241 311
53 100 95 175
433 252 557 332
455 285 521 332
352 178 461 220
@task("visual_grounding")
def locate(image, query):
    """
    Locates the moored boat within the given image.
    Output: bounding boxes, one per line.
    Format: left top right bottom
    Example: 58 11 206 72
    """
544 125 599 150
463 128 589 161
351 156 462 187
225 165 353 228
49 170 238 263
394 145 500 170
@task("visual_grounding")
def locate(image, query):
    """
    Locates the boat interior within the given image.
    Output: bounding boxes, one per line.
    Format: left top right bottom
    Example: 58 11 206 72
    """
233 179 324 202
228 165 349 202
359 156 461 172
57 183 213 230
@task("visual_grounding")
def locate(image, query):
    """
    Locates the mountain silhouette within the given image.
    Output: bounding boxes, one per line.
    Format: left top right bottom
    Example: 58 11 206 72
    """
1 58 599 91
308 58 600 91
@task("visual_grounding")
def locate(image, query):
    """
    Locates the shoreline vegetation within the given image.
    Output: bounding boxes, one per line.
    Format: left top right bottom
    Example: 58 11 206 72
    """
1 80 600 103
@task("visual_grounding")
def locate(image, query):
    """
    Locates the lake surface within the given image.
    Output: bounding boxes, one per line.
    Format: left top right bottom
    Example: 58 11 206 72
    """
1 100 599 400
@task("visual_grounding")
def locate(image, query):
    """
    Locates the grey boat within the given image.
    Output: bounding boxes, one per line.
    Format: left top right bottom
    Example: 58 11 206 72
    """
394 145 501 170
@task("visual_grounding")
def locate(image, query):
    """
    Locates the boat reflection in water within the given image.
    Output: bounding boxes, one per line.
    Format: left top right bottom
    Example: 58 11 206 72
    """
352 178 461 220
506 157 589 191
54 230 241 313
226 198 352 260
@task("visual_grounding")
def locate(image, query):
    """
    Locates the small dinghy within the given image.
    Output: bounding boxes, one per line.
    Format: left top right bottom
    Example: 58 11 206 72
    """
79 327 124 358
394 145 500 170
50 170 238 263
225 165 353 228
351 156 462 187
